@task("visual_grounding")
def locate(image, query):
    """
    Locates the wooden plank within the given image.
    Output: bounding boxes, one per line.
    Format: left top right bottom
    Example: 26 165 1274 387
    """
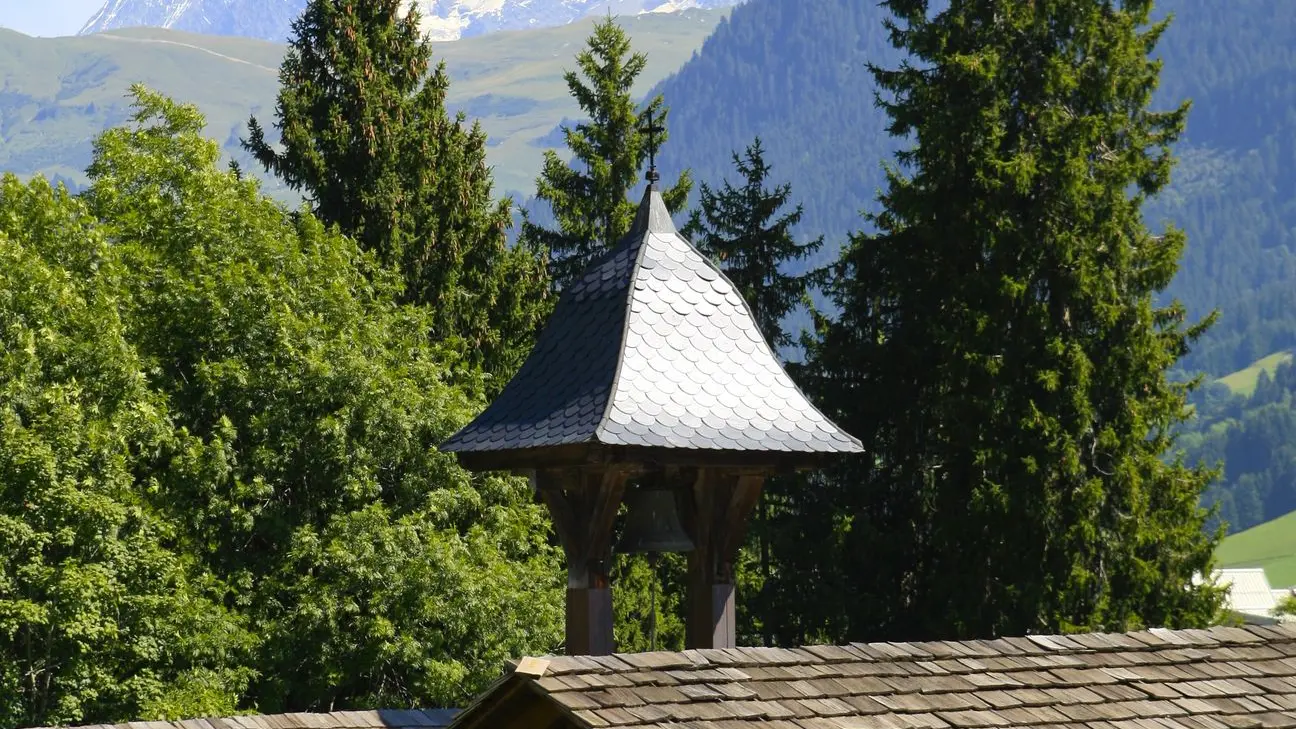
453 442 823 473
687 469 719 648
537 467 628 655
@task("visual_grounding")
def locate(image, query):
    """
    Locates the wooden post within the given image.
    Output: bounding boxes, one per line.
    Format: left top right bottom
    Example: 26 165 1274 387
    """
683 469 764 649
536 468 627 656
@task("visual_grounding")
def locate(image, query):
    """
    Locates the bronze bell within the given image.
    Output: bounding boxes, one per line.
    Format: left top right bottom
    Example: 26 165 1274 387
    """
617 484 694 554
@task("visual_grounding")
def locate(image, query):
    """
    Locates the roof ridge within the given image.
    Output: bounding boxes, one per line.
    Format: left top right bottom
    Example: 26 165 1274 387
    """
592 187 660 444
527 623 1296 677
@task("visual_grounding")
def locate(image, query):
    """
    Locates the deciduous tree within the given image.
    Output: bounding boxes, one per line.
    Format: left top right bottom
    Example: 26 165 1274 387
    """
87 87 566 711
0 174 253 729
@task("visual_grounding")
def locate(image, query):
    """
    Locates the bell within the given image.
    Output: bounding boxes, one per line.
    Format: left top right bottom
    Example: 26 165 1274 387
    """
617 485 695 554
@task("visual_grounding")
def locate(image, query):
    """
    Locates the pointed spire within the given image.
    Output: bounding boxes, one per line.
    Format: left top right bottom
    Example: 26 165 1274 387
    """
640 108 664 186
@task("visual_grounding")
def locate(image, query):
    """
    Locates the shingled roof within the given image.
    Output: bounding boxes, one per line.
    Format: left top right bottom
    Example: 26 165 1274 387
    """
441 186 862 471
448 624 1296 729
37 709 458 729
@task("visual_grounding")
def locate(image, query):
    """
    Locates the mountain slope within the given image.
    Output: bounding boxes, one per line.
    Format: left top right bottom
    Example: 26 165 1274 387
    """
0 26 283 187
78 0 740 42
1182 352 1296 535
652 0 898 275
0 9 725 195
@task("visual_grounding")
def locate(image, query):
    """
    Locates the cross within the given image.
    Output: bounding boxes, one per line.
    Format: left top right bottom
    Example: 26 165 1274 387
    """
640 108 664 184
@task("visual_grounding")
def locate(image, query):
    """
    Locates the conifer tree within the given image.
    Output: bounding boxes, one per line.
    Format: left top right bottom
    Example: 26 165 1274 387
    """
799 0 1225 640
682 138 824 350
522 18 692 288
243 0 548 379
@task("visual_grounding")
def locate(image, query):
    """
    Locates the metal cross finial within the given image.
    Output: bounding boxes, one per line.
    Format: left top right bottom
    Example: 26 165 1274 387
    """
641 108 664 184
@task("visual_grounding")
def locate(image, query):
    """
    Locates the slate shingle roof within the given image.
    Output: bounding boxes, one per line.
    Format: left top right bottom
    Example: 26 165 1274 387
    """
441 186 862 467
39 709 458 729
450 624 1296 728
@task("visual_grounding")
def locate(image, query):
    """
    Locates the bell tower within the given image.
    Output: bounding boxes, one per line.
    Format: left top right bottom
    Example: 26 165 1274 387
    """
441 172 861 654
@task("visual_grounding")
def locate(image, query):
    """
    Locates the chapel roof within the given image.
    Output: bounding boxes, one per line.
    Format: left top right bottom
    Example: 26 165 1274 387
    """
441 185 862 471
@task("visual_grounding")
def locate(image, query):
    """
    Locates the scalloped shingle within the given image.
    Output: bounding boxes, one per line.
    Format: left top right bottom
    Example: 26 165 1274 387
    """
441 186 862 459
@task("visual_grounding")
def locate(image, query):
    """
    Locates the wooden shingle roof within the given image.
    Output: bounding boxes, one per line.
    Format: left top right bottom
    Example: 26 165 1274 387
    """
449 625 1296 728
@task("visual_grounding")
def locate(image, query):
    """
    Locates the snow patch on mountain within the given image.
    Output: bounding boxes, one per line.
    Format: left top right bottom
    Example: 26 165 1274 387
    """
79 0 307 41
78 0 740 42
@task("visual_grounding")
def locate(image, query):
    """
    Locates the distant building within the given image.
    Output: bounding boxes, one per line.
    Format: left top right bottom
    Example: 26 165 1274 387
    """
1212 567 1294 624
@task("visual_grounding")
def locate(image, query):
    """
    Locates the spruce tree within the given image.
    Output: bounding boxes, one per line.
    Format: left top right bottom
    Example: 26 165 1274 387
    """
682 137 824 350
800 0 1224 640
243 0 548 380
522 18 692 288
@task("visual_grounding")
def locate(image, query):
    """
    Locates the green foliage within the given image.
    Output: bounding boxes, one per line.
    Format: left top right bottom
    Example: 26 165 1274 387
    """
681 137 825 350
610 554 686 653
0 175 253 728
777 0 1224 642
98 87 564 710
242 0 550 380
0 87 566 725
521 18 692 288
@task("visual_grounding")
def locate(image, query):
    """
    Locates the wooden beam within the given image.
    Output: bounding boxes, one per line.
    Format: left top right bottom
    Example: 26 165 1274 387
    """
451 443 831 473
496 690 564 729
536 472 578 557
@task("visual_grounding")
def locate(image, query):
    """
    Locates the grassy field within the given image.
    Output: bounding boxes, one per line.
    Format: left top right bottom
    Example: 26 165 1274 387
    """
1217 351 1294 397
1217 509 1296 588
0 9 725 196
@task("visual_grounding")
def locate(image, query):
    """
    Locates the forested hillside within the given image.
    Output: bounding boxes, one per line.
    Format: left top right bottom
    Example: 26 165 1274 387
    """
1184 357 1296 533
654 0 899 250
1147 1 1296 375
652 0 1296 377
